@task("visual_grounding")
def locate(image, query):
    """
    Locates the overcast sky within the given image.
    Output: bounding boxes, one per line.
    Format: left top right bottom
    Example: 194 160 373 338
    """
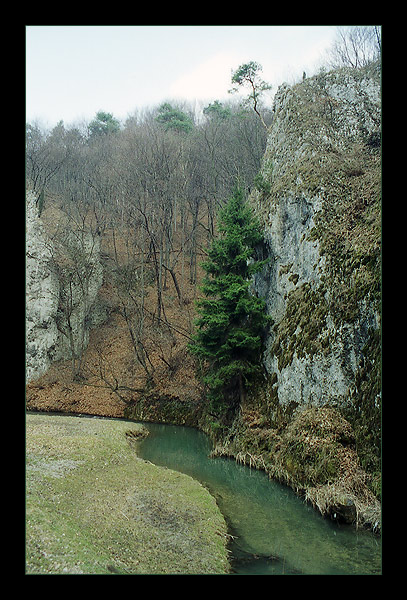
26 25 338 128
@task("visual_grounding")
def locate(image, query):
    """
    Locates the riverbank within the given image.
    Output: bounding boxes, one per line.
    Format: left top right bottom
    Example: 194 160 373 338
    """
27 384 381 534
208 401 381 533
26 413 230 575
125 393 381 533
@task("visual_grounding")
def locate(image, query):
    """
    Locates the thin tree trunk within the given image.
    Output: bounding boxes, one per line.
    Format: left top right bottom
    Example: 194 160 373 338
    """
238 373 246 405
162 264 182 304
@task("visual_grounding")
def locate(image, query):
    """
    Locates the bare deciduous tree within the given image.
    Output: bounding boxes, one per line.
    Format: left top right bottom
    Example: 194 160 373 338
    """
327 26 381 69
26 99 269 399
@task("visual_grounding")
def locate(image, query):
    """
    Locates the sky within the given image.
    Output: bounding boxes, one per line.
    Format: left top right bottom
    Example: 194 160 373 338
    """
26 25 338 129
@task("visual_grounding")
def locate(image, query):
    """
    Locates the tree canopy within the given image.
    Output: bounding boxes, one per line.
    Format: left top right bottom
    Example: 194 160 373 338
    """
155 103 194 133
203 100 232 121
88 111 120 138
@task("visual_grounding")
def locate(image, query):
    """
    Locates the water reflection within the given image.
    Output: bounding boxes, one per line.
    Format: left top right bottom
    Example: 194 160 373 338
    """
137 423 381 575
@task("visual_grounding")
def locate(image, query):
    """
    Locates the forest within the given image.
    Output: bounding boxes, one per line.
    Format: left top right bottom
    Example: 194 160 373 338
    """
26 88 275 409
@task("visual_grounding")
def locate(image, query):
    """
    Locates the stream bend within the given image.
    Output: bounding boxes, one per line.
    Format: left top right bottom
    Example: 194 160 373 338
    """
136 422 381 575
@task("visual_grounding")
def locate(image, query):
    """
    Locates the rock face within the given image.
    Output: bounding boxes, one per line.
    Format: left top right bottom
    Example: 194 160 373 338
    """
26 191 60 382
26 191 104 382
252 65 381 415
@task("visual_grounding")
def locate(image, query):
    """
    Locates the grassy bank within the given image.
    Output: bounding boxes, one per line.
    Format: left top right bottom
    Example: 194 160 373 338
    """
26 413 230 575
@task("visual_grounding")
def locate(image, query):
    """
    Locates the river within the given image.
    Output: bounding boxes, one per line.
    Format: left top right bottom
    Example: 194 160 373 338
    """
136 422 381 575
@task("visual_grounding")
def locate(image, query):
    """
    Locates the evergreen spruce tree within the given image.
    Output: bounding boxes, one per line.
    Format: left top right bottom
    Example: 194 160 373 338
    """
189 186 271 411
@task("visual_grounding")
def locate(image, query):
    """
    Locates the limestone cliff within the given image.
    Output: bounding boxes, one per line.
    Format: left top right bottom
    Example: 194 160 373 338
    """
26 191 60 381
26 191 104 382
252 65 381 423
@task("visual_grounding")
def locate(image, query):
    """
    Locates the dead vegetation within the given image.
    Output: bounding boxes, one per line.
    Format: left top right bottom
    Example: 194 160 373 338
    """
26 205 206 418
213 402 380 532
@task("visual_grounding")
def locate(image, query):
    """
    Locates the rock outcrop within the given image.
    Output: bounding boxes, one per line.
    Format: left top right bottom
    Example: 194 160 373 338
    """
252 65 381 417
26 191 60 382
26 191 104 382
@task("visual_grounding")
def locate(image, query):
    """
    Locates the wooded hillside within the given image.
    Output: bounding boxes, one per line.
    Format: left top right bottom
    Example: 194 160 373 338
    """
26 100 271 414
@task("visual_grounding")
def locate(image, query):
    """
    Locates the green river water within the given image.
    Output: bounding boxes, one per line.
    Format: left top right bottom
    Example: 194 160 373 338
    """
137 422 381 575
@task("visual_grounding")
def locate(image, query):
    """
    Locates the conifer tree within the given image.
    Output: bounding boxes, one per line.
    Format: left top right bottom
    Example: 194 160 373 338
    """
189 186 270 410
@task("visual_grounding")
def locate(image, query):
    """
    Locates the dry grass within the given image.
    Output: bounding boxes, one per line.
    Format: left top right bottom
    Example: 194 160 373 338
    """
213 404 381 532
271 408 380 530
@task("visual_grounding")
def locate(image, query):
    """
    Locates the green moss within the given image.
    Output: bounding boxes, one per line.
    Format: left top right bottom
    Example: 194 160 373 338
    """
279 263 293 276
343 328 381 496
217 400 357 490
271 282 329 369
301 143 381 329
283 439 340 487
